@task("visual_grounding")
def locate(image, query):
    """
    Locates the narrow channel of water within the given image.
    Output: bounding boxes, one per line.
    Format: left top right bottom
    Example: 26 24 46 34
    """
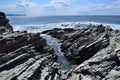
41 34 72 69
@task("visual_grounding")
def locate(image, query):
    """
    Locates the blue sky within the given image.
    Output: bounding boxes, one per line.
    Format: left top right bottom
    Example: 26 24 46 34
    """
0 0 120 16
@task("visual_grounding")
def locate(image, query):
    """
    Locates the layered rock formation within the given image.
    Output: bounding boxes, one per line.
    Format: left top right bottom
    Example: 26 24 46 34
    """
0 12 64 80
42 25 120 80
0 12 13 34
1 12 120 80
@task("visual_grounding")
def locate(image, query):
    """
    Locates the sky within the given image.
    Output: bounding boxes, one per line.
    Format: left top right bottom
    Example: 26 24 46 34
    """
0 0 120 16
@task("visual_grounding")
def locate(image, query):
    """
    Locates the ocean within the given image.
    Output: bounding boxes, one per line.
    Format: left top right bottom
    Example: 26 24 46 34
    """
8 16 120 33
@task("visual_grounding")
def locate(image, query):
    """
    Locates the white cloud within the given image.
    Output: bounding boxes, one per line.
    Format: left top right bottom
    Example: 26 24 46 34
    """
44 0 71 9
9 0 75 16
17 0 38 8
16 0 42 16
0 0 38 14
114 0 120 4
0 0 120 16
74 2 120 15
25 0 76 16
76 4 114 11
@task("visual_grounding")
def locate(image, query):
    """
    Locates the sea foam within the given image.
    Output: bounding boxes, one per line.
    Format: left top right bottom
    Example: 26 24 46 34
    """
12 21 120 33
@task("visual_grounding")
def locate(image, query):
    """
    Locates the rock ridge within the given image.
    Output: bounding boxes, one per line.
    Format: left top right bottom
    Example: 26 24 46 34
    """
42 24 120 80
0 12 62 80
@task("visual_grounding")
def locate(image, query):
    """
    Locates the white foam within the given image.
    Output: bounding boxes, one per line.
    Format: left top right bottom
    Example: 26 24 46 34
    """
13 24 58 33
12 21 120 33
59 21 120 30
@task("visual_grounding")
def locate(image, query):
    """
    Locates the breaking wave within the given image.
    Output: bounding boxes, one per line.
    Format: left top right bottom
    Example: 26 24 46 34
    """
12 21 120 33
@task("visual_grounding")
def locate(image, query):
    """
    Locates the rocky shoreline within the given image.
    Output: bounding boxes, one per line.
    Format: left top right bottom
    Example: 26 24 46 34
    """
42 24 120 80
1 12 120 80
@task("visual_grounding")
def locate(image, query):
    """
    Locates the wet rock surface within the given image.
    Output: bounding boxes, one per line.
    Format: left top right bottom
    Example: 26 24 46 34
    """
42 25 120 80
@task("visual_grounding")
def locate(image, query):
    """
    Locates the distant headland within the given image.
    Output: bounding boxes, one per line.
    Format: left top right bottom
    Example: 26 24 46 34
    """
6 14 26 16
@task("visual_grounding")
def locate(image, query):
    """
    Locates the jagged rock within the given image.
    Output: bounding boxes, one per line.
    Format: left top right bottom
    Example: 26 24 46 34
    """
42 24 120 80
43 25 110 64
0 30 59 80
1 12 120 80
0 12 59 80
0 12 13 34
